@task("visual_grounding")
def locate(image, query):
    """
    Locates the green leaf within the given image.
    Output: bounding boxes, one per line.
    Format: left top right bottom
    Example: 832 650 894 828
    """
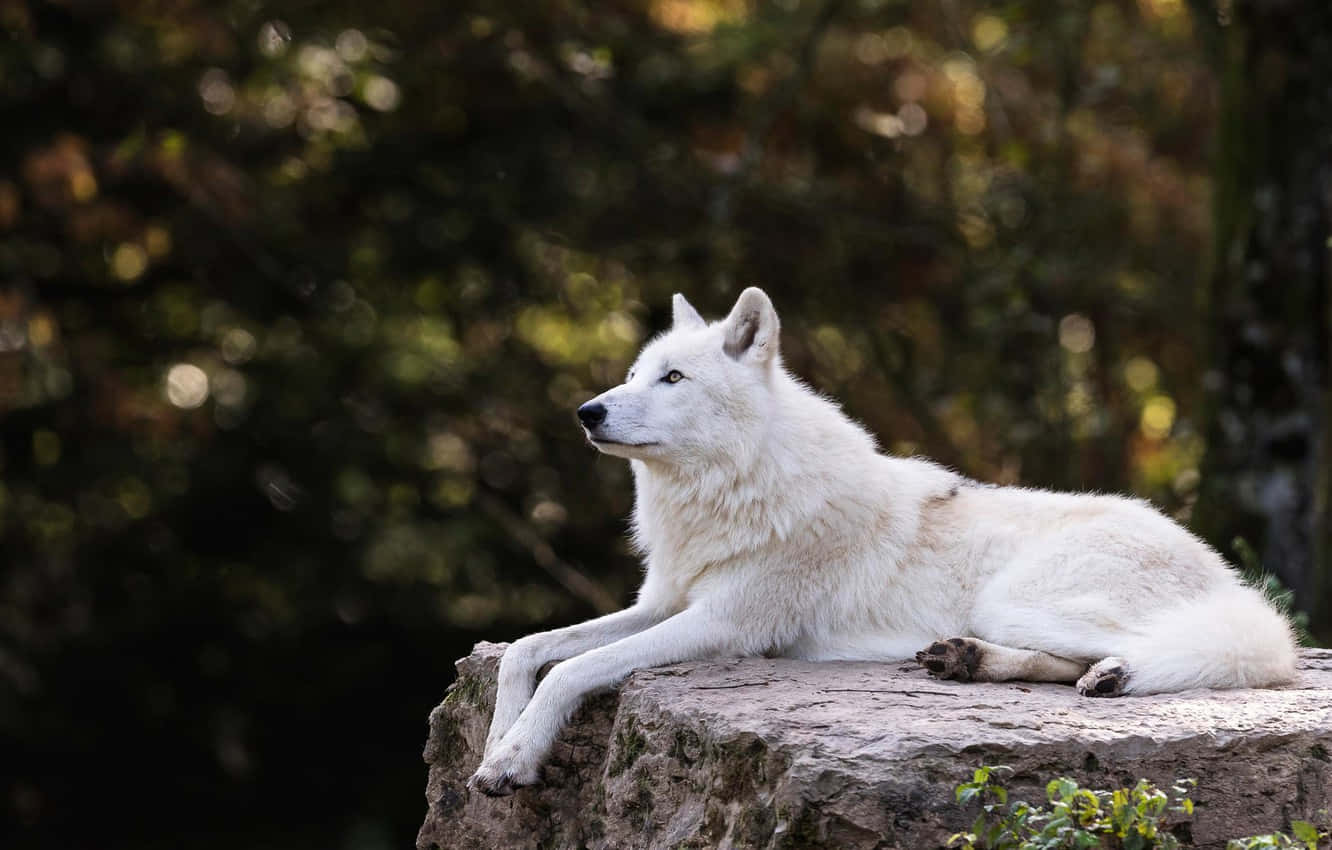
1048 778 1078 801
971 812 988 839
1291 821 1319 847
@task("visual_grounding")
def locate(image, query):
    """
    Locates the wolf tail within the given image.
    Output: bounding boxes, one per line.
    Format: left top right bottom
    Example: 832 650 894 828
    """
1119 583 1298 694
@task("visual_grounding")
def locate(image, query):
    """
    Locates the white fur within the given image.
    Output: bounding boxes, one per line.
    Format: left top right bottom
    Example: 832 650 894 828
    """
468 287 1298 795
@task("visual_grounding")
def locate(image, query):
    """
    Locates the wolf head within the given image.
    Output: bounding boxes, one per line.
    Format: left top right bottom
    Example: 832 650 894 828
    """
577 287 782 464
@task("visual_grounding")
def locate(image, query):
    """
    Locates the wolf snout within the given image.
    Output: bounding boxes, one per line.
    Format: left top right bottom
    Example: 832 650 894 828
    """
577 401 607 428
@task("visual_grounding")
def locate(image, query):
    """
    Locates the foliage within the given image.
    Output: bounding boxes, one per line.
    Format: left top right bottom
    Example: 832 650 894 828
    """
0 0 1326 846
949 767 1329 850
948 766 1195 850
1226 820 1330 850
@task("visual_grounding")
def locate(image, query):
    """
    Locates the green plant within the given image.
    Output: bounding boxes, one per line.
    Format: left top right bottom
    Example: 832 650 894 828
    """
949 768 1331 850
948 767 1195 850
1226 820 1329 849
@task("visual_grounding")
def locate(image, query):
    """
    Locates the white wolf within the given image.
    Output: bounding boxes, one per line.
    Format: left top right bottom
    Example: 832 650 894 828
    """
468 287 1297 796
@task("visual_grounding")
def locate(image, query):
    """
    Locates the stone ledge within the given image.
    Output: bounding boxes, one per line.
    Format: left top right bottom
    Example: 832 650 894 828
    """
419 643 1332 849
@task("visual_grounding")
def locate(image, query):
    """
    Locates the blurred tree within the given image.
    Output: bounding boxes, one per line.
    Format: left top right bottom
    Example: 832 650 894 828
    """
0 0 1305 847
1190 0 1332 641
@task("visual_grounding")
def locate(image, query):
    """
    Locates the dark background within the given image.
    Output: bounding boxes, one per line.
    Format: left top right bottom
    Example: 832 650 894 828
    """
2 0 1329 847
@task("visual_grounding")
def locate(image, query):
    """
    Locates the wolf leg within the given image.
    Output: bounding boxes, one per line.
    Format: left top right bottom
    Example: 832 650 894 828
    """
470 606 745 796
971 581 1295 695
486 605 664 759
916 637 1085 683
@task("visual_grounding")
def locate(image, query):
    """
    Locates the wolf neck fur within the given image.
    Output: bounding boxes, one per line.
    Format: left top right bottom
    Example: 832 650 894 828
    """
630 368 900 579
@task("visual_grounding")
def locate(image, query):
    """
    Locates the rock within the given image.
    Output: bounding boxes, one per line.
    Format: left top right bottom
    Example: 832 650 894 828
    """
418 643 1332 849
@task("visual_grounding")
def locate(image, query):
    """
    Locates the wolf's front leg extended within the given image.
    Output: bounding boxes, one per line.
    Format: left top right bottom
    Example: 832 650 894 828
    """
486 604 665 757
470 607 741 796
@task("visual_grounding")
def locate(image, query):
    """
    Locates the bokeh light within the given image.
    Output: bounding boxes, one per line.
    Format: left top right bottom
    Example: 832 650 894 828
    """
1059 314 1096 354
164 363 210 409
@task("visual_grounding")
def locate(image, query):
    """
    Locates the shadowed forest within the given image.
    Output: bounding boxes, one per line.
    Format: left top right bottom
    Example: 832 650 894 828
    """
2 0 1330 847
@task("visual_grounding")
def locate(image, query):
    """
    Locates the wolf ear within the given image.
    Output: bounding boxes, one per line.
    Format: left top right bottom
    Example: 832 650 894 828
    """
721 287 780 362
672 293 705 330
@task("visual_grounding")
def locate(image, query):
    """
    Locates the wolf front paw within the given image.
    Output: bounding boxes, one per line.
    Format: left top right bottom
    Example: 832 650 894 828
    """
468 744 543 797
915 637 982 681
467 761 540 797
1077 657 1130 697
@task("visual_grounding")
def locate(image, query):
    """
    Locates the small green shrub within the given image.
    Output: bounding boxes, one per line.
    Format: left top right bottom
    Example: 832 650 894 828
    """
1227 821 1329 850
948 766 1330 850
947 766 1195 850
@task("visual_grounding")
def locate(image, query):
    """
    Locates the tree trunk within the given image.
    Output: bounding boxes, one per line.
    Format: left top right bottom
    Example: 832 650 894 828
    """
1193 0 1332 641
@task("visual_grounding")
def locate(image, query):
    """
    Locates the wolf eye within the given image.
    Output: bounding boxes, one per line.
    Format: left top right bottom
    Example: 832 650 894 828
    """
662 370 684 384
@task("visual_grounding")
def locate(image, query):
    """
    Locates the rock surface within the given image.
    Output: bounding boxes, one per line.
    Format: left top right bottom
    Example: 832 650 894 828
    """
419 643 1332 849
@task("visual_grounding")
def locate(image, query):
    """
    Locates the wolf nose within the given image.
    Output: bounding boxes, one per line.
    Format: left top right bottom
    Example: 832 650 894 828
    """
577 401 607 428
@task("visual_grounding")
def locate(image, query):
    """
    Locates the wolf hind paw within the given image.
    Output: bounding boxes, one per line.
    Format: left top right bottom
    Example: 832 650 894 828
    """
915 637 982 682
1076 657 1130 697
